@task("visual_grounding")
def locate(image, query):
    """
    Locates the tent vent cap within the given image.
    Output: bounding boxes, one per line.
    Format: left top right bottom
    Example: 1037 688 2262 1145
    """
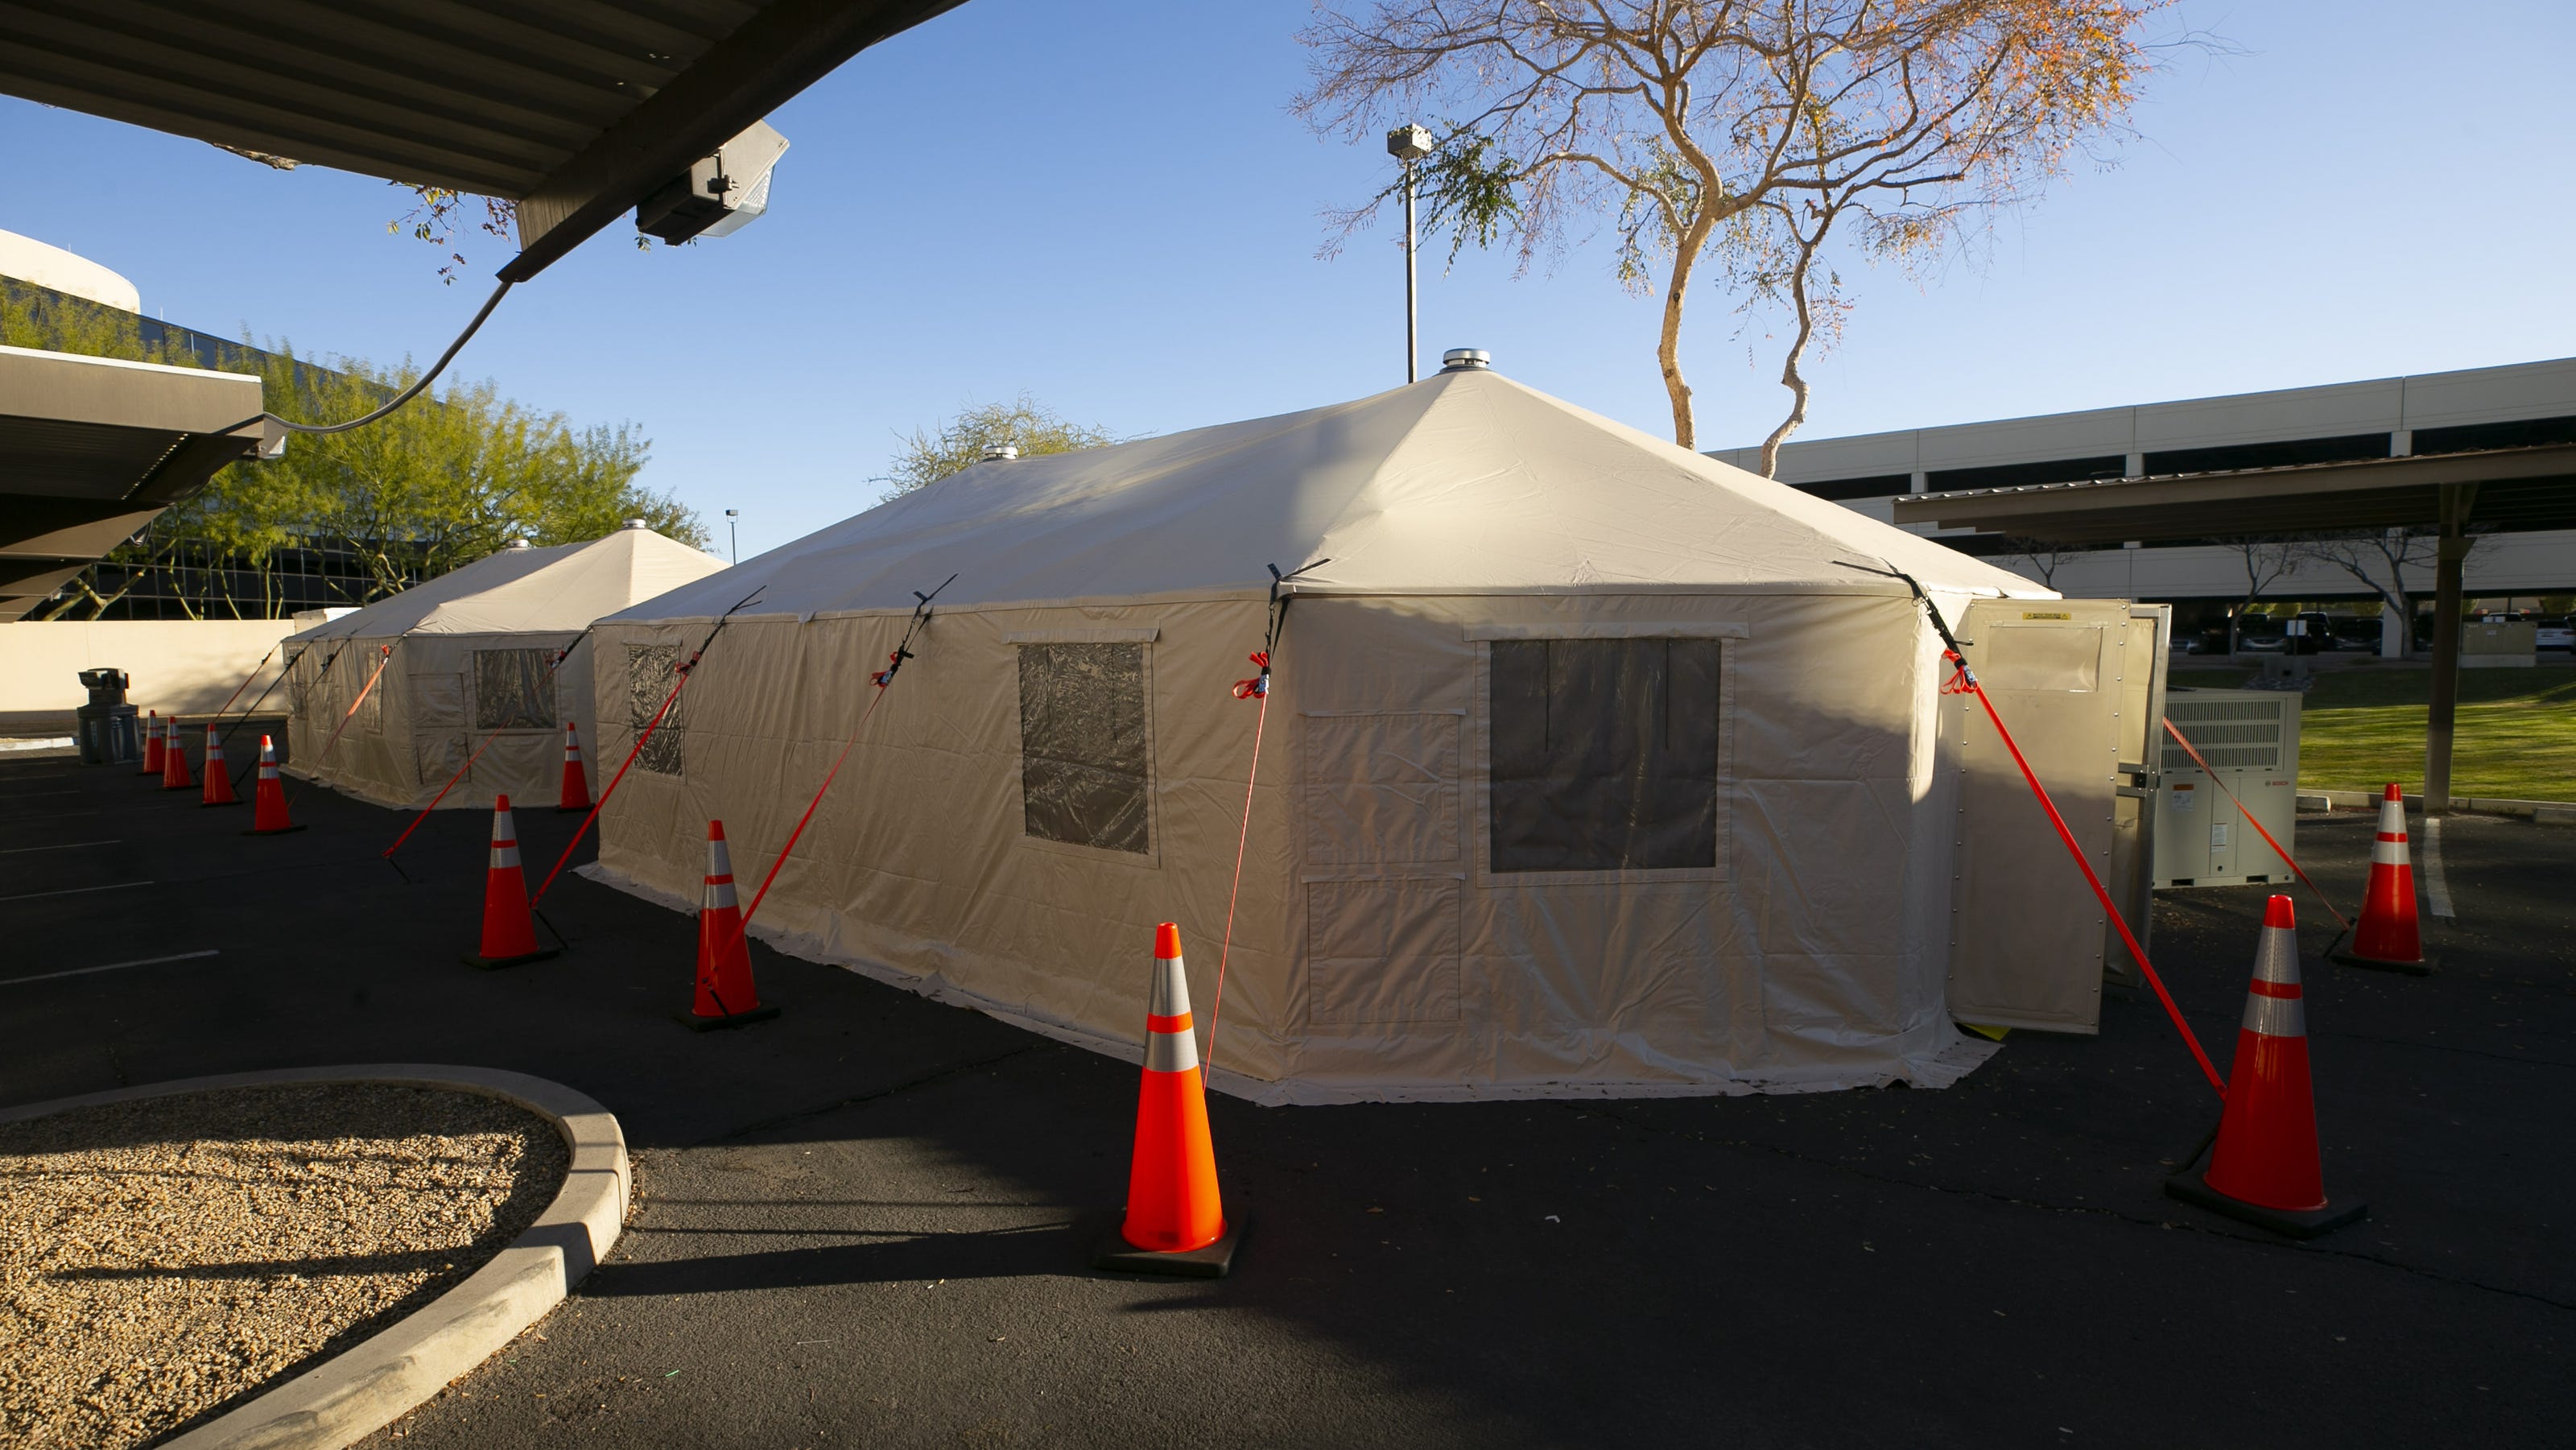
623 518 649 530
982 444 1020 462
504 538 530 549
1441 348 1492 372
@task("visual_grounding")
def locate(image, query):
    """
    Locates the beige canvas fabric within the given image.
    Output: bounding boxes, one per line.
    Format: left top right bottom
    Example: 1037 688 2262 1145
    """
584 368 2053 1101
281 527 726 811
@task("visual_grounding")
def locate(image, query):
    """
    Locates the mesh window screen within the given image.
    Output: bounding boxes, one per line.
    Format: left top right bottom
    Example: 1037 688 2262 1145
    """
627 643 687 776
1489 638 1719 873
1018 642 1150 853
473 648 555 730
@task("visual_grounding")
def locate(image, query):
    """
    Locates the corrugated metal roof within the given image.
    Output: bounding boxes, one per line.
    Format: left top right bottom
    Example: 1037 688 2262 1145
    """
0 0 962 277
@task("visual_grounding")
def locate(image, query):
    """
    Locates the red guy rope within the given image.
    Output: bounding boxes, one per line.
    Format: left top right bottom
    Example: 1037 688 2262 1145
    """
288 644 394 803
1947 653 2227 1097
741 655 898 927
1201 651 1276 1084
530 665 691 908
2160 716 2351 931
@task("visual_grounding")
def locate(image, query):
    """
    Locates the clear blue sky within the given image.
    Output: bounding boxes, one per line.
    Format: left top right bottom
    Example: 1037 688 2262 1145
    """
5 0 2571 559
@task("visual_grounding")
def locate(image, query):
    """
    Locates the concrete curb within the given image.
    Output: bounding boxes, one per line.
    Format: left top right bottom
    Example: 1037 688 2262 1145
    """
2297 789 2576 823
0 1064 628 1450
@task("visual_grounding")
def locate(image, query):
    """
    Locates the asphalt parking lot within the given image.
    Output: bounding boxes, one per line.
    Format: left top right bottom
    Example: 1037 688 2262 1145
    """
3 743 2570 1448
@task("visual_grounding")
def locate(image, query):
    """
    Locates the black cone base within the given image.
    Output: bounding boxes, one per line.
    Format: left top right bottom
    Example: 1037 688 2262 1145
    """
2330 948 2436 976
1093 1217 1243 1279
242 824 308 837
676 1004 781 1032
464 947 561 971
2164 1139 2366 1240
555 803 592 813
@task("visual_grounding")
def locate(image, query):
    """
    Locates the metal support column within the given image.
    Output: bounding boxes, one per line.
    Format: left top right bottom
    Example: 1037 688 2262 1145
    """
2424 481 2476 815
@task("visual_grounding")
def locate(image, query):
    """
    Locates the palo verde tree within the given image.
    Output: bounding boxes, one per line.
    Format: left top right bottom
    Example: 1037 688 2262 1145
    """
877 395 1119 502
1297 1 2172 464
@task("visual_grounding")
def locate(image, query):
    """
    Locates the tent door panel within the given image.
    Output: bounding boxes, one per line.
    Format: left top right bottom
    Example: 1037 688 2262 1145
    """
413 671 465 729
1946 601 2136 1034
1301 712 1462 865
1306 876 1463 1025
415 733 467 788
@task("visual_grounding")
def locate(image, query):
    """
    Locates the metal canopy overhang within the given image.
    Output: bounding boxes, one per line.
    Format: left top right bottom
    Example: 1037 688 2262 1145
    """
0 0 965 281
1892 444 2576 545
0 345 274 621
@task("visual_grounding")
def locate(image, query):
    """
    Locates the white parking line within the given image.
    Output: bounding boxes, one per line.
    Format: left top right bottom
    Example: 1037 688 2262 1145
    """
2422 816 2456 919
0 949 219 987
0 880 154 905
0 840 120 856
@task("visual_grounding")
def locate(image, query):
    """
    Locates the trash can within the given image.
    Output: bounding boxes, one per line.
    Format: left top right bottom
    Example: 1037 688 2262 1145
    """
75 667 139 766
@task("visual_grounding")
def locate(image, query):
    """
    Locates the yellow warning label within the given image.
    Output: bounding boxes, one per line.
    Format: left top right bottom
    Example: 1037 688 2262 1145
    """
2020 610 2072 620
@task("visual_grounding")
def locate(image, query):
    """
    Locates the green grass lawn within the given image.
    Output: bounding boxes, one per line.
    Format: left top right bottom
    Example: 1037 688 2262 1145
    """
2169 664 2576 802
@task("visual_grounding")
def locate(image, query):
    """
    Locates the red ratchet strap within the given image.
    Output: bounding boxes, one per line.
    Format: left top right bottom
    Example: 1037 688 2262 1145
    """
743 653 894 926
530 663 688 907
1946 649 2226 1096
292 644 394 799
2161 717 2351 930
1203 558 1326 1084
530 585 766 908
208 643 279 723
742 573 951 930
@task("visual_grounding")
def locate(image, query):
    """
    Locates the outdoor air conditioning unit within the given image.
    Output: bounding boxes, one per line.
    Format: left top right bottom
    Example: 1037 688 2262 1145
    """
635 119 789 246
2153 688 2301 888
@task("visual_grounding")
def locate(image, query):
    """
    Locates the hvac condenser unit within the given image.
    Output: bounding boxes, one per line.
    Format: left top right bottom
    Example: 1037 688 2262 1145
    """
2154 688 2301 889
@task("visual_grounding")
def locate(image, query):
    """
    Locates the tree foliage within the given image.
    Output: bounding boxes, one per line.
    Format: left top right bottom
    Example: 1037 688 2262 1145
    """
878 395 1119 502
1298 1 2172 459
3 283 698 618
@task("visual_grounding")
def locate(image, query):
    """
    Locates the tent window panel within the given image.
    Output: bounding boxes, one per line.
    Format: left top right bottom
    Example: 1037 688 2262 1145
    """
473 648 555 730
1488 638 1720 874
627 644 687 777
348 651 386 734
1018 642 1150 854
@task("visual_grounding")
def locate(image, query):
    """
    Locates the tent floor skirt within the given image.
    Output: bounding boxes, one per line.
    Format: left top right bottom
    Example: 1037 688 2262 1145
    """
1093 1218 1242 1279
676 1005 780 1032
2163 1142 2367 1240
464 948 560 971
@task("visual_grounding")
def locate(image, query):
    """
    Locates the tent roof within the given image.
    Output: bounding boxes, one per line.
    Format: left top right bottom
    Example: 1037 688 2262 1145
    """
613 367 2049 624
288 527 726 642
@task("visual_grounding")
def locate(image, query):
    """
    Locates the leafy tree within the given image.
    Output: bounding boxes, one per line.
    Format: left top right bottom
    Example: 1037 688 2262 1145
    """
1297 1 2174 460
879 395 1118 502
5 283 699 618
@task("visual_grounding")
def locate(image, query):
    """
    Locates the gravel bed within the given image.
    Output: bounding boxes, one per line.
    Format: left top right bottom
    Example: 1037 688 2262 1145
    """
0 1083 568 1448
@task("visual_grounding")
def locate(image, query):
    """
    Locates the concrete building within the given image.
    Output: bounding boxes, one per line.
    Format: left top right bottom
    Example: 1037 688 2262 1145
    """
1710 357 2576 650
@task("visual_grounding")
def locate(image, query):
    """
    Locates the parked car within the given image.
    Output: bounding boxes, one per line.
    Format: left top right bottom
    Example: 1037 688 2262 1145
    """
2537 617 2574 651
2330 616 2384 651
2236 619 2290 653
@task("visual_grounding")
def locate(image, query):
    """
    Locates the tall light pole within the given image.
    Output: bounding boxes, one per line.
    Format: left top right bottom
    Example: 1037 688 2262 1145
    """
1386 124 1432 383
724 508 739 564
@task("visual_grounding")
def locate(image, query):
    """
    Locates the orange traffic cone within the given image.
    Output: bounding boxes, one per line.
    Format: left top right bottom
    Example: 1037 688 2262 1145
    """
159 719 195 791
464 794 557 969
139 710 164 776
2166 896 2367 1237
200 726 237 806
1096 923 1238 1277
680 820 778 1030
243 735 303 836
555 721 592 812
2333 783 2434 973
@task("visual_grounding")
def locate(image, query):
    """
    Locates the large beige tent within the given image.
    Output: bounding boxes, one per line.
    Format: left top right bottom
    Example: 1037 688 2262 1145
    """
283 524 726 810
583 362 2113 1104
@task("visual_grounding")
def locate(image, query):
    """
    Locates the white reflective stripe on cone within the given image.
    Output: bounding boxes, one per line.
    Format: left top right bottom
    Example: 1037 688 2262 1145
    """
2372 835 2411 865
1146 1018 1199 1072
489 841 521 869
2250 924 2301 987
1148 953 1191 1018
2244 989 2307 1038
704 834 738 909
704 874 738 910
2377 798 2407 836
